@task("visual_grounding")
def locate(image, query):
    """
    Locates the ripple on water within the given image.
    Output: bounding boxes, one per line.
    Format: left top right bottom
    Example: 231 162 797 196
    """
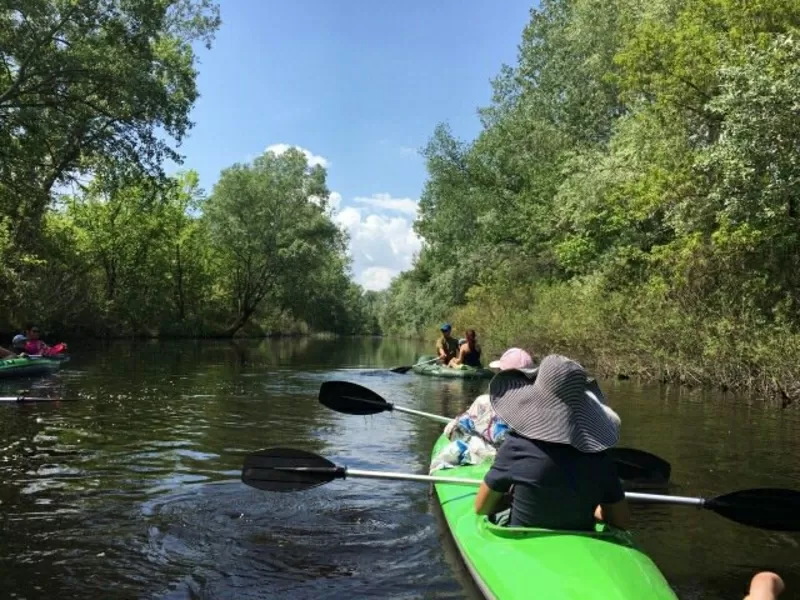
132 481 454 599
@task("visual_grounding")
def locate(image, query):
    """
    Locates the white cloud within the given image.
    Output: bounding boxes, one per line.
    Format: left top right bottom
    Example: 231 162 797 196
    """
265 143 329 169
361 267 398 291
353 193 418 216
255 141 416 291
309 190 342 212
334 200 421 291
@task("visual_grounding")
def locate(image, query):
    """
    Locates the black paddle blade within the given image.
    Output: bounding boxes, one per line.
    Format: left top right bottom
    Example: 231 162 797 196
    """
390 365 413 374
318 380 392 416
608 447 672 483
241 447 345 492
706 488 800 531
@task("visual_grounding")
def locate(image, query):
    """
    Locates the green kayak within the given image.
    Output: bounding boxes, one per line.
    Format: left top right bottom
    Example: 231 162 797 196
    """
412 355 494 380
430 435 678 599
0 356 66 380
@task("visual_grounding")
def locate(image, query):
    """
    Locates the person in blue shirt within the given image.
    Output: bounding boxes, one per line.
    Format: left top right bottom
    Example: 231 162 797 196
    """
435 323 459 363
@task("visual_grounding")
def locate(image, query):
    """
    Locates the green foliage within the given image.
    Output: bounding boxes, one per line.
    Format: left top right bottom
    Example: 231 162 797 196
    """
0 1 382 338
383 0 800 397
204 148 350 336
0 0 221 244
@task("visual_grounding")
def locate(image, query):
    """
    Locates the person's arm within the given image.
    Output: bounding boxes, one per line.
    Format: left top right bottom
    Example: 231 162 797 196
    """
595 501 631 530
475 481 506 515
595 456 630 529
475 444 513 515
0 346 15 359
450 344 467 366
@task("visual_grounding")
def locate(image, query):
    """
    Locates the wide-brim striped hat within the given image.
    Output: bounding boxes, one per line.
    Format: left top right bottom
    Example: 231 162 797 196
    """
489 354 620 453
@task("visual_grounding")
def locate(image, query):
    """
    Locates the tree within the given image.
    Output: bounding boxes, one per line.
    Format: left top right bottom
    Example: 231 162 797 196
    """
204 148 347 336
66 171 175 332
0 0 221 245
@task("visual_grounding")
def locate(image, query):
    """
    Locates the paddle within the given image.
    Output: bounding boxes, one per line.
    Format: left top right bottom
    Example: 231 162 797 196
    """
0 395 62 402
318 380 672 483
241 448 800 532
390 356 440 374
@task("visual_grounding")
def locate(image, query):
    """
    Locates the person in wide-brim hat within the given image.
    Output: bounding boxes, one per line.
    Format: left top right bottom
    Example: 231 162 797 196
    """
474 354 630 531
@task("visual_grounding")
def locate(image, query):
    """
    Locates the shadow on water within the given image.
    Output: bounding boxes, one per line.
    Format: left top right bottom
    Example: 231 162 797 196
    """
0 338 798 599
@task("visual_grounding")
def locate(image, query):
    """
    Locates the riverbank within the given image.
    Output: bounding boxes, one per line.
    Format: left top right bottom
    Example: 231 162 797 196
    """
422 281 799 408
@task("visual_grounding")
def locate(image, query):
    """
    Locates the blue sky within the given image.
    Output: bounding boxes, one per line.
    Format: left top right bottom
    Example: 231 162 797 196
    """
176 0 534 290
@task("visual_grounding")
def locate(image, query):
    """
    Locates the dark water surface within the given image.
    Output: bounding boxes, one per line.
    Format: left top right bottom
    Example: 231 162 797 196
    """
0 338 798 599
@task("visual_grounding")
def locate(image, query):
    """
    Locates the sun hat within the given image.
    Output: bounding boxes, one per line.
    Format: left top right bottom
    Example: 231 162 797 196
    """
12 334 26 348
489 347 534 371
488 354 620 453
440 323 452 332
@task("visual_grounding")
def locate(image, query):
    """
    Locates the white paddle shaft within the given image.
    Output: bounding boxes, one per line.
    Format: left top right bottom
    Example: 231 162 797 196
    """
342 468 707 506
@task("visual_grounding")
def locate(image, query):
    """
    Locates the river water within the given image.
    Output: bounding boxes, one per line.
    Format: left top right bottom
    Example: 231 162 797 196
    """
0 338 798 599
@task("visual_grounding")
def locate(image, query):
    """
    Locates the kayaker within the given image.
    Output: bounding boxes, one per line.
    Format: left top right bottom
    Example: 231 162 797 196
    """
489 347 534 372
474 354 630 530
12 334 26 352
21 325 67 356
448 329 482 368
441 347 535 446
745 572 784 599
435 323 459 364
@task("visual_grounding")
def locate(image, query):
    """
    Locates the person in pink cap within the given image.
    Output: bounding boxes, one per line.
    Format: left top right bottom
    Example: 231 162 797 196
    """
489 347 535 371
440 348 537 445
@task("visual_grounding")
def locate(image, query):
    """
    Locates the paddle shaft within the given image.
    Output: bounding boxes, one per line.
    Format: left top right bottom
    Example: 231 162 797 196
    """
282 466 479 486
390 404 451 424
312 467 706 508
625 492 704 507
0 396 61 402
417 356 442 366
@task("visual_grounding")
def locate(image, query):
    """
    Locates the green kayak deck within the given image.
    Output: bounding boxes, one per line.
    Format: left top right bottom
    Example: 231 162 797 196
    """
412 355 494 379
0 356 65 380
430 435 678 599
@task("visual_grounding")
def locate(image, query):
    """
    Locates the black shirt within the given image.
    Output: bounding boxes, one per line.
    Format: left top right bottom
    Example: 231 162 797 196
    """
483 432 624 530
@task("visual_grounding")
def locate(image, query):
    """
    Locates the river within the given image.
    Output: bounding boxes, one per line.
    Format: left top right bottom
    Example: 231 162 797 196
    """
0 338 797 599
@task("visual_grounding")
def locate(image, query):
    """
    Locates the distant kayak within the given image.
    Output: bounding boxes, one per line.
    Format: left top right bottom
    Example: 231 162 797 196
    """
411 355 494 380
0 355 68 380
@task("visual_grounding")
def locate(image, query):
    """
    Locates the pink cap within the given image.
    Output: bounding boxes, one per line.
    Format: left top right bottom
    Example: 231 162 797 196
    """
489 348 534 370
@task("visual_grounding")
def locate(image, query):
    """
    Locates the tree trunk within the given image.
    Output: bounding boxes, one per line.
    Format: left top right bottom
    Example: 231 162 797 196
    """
174 244 185 321
223 306 256 337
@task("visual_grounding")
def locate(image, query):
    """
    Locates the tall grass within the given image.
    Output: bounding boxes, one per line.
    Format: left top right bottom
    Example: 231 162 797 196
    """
441 280 799 406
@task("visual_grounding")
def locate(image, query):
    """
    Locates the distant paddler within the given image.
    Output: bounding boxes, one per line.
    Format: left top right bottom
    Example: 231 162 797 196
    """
435 323 459 364
447 329 483 368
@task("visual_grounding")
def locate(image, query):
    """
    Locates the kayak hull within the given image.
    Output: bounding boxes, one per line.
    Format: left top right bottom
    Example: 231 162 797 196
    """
0 356 66 380
430 435 678 599
412 355 494 380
